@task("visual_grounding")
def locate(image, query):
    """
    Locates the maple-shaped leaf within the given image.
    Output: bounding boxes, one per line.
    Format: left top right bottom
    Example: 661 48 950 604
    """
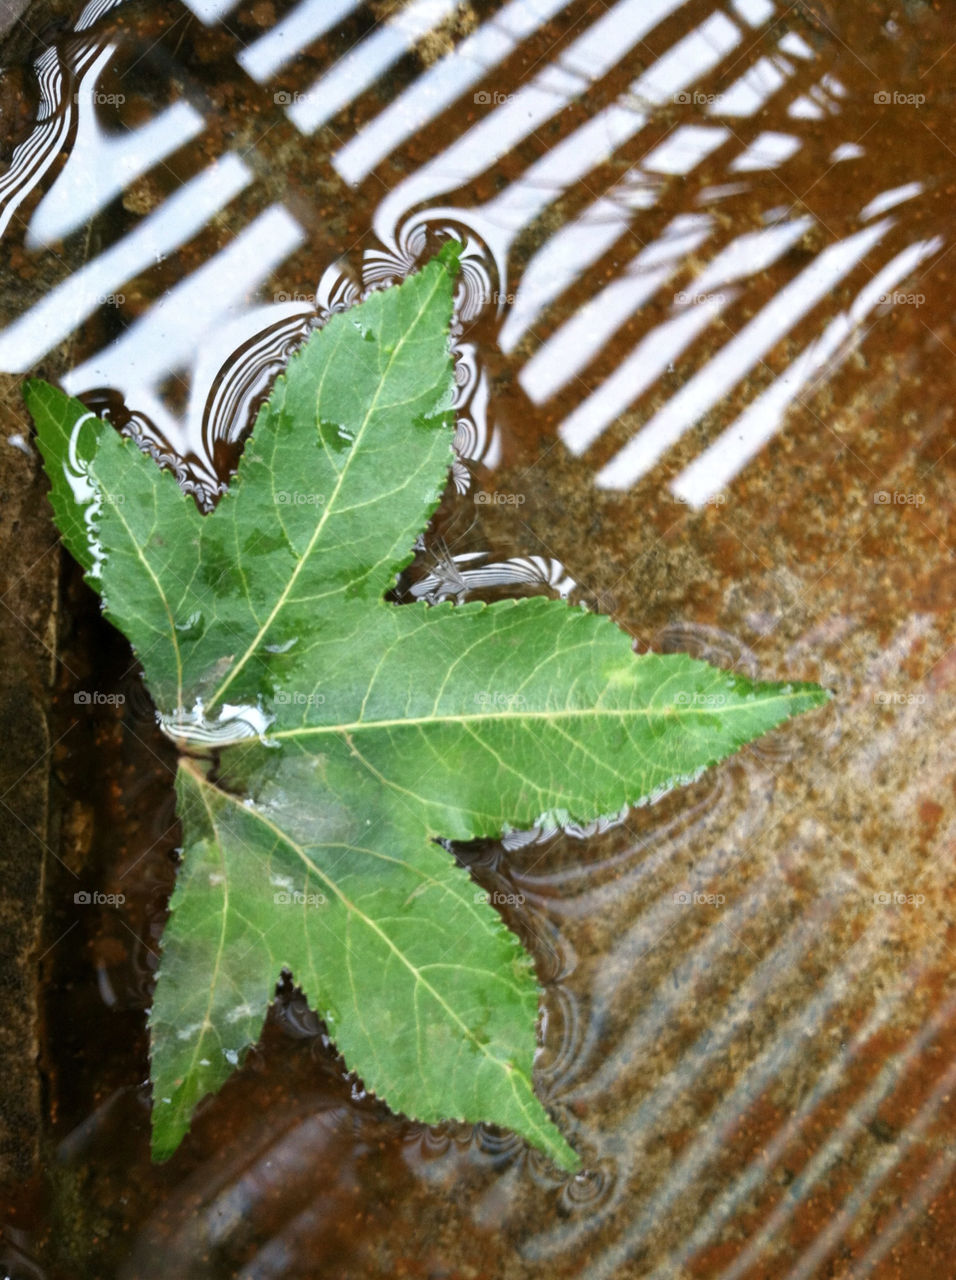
26 243 829 1172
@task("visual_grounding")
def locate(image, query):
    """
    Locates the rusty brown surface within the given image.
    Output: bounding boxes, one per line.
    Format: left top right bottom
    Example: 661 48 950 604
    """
0 376 58 1185
0 0 955 1276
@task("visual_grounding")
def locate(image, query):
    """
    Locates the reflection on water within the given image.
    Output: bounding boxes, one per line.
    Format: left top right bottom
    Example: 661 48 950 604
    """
2 0 956 1276
1 0 947 509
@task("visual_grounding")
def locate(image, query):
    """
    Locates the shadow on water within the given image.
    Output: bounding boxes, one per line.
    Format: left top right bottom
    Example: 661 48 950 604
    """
1 0 956 1276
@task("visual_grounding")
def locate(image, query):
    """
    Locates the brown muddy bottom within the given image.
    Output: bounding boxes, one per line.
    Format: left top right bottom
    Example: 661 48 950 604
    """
1 0 955 1277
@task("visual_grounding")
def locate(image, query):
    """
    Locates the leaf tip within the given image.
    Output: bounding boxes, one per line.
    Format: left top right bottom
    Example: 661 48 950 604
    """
522 1103 582 1172
550 1136 583 1175
435 237 463 279
22 375 45 409
798 680 833 709
147 1082 189 1163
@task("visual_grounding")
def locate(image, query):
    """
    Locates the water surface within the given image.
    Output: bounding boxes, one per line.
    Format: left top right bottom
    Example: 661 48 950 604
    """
1 1 955 1276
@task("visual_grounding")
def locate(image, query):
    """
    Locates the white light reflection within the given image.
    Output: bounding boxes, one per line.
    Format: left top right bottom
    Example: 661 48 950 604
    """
238 0 364 83
688 216 813 296
61 206 306 479
859 180 923 221
286 0 463 135
672 233 943 506
27 43 204 248
372 0 696 252
709 56 789 116
334 0 573 185
559 293 735 457
0 44 89 241
179 0 240 24
520 215 713 404
730 0 775 25
594 219 892 489
729 130 803 172
0 156 252 371
642 125 729 174
492 14 741 348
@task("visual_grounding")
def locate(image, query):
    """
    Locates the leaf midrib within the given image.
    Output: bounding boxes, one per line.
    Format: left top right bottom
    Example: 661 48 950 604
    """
266 689 821 741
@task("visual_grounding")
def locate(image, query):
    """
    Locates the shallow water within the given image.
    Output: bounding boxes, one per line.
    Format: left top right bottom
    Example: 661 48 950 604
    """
1 1 955 1276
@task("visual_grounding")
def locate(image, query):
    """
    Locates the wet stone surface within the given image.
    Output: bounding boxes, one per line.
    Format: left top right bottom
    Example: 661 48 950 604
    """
0 374 59 1187
0 0 955 1276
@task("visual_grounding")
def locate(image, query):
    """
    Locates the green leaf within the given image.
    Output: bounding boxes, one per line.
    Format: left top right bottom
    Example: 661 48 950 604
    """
27 242 830 1172
152 749 566 1164
28 241 462 717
